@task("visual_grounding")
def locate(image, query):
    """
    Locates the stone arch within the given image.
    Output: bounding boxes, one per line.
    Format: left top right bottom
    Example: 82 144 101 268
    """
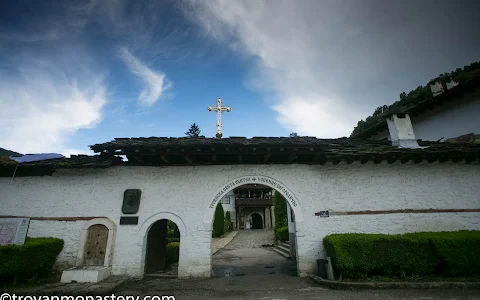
138 212 187 276
203 175 304 231
76 218 116 267
248 212 264 229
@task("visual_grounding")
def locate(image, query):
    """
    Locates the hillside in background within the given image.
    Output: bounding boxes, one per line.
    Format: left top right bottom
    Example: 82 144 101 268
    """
0 147 22 157
350 61 480 137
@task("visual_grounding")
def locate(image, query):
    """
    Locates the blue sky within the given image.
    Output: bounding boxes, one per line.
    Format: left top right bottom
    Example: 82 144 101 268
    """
1 0 480 155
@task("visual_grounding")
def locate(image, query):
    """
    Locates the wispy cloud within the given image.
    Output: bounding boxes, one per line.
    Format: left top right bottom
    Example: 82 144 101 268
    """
118 46 172 106
183 0 480 138
0 58 107 154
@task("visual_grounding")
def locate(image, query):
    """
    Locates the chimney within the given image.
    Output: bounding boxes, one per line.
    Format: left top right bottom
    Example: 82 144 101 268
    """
386 113 426 149
429 81 444 96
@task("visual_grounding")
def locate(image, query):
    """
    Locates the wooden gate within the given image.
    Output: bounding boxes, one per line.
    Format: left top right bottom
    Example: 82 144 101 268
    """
84 224 108 266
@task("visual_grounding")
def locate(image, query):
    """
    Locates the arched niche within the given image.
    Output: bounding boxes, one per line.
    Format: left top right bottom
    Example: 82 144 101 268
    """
76 218 117 267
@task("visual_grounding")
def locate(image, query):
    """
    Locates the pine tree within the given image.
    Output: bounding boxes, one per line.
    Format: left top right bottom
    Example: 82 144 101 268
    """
212 203 225 237
185 123 201 138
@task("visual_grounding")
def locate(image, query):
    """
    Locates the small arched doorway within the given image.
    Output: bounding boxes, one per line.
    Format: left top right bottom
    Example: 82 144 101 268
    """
251 213 263 229
145 219 180 276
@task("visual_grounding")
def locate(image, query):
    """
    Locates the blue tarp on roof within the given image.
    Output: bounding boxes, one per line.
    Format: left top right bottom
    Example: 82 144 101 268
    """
9 153 65 163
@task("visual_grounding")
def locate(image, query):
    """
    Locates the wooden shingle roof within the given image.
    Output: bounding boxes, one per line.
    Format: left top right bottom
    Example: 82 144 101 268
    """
1 137 478 177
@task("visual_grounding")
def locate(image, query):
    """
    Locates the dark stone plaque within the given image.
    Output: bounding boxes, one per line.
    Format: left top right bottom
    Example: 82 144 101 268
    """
120 216 139 225
122 189 141 214
315 211 329 218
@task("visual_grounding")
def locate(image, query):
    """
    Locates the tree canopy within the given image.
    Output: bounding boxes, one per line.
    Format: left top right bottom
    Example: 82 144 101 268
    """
289 132 298 137
350 61 480 137
185 123 201 138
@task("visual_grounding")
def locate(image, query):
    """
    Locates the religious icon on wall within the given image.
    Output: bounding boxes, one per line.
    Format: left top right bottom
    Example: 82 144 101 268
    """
122 189 141 214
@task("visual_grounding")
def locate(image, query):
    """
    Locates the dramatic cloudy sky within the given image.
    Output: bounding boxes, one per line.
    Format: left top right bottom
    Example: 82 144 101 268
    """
1 0 479 155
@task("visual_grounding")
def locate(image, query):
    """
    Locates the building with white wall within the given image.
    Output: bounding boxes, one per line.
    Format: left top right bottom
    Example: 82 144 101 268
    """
1 118 479 281
354 77 480 142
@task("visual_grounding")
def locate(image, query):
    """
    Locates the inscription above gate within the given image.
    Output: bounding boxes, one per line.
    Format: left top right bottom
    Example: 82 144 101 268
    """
209 176 298 209
122 189 141 214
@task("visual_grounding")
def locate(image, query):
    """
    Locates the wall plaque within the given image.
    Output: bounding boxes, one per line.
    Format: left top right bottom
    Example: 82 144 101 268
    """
0 218 30 245
122 189 141 214
315 211 329 218
120 216 139 225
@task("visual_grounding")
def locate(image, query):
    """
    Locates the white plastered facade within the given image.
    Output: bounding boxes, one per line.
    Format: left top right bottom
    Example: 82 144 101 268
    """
1 162 479 278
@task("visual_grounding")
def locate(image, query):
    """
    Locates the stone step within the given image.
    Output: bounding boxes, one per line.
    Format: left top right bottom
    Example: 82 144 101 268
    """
272 246 292 259
285 240 290 244
277 243 290 252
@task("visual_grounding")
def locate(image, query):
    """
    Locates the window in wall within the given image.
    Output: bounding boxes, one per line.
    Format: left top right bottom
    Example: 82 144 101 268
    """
222 197 231 204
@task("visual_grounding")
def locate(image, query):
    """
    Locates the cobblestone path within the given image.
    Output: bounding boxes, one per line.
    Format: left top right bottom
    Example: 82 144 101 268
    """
224 229 275 249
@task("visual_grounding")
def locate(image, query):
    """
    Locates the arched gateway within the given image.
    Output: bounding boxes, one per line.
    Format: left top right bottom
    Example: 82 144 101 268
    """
203 175 304 276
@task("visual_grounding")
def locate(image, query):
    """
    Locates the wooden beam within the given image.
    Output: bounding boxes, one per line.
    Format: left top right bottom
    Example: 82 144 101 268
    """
132 155 144 163
264 153 270 163
184 155 192 163
160 155 169 164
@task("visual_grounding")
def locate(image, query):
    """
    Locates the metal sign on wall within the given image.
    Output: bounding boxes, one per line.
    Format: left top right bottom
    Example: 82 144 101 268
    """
0 218 30 245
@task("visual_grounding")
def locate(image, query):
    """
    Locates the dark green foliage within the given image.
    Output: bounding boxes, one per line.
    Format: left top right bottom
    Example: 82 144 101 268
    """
185 123 201 138
224 211 233 233
274 192 288 230
0 148 22 157
167 237 180 244
166 242 180 264
289 132 298 137
167 221 180 238
276 226 289 242
212 204 225 237
324 231 480 279
0 237 64 284
351 61 480 137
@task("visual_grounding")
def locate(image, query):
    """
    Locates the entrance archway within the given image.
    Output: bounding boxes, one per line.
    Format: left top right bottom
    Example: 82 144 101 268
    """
143 218 181 277
206 175 303 278
251 213 263 229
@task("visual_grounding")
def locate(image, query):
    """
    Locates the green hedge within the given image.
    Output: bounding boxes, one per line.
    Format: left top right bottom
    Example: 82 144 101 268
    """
276 226 289 242
167 237 180 244
324 231 480 279
274 192 288 229
0 237 64 283
166 242 180 264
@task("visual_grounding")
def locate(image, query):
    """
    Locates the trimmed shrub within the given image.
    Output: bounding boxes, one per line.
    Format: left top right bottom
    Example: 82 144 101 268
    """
167 237 180 244
212 204 225 237
274 192 288 230
405 231 480 276
0 237 64 284
166 242 180 264
224 211 233 233
276 226 289 242
324 231 480 279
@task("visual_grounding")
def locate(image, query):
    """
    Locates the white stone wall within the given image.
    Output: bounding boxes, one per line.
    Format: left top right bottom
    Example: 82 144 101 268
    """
369 90 480 141
1 163 479 278
220 190 236 222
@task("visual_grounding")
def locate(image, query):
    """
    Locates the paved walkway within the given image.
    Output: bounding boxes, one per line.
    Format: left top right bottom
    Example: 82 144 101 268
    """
212 229 288 278
224 229 274 249
212 231 238 254
112 285 480 300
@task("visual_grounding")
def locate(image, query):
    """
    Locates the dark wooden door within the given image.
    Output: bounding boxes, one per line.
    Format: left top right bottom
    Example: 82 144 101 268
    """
252 213 263 229
84 224 108 266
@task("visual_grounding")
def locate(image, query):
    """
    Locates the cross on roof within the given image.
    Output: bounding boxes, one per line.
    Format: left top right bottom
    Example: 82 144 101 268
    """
207 98 231 138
